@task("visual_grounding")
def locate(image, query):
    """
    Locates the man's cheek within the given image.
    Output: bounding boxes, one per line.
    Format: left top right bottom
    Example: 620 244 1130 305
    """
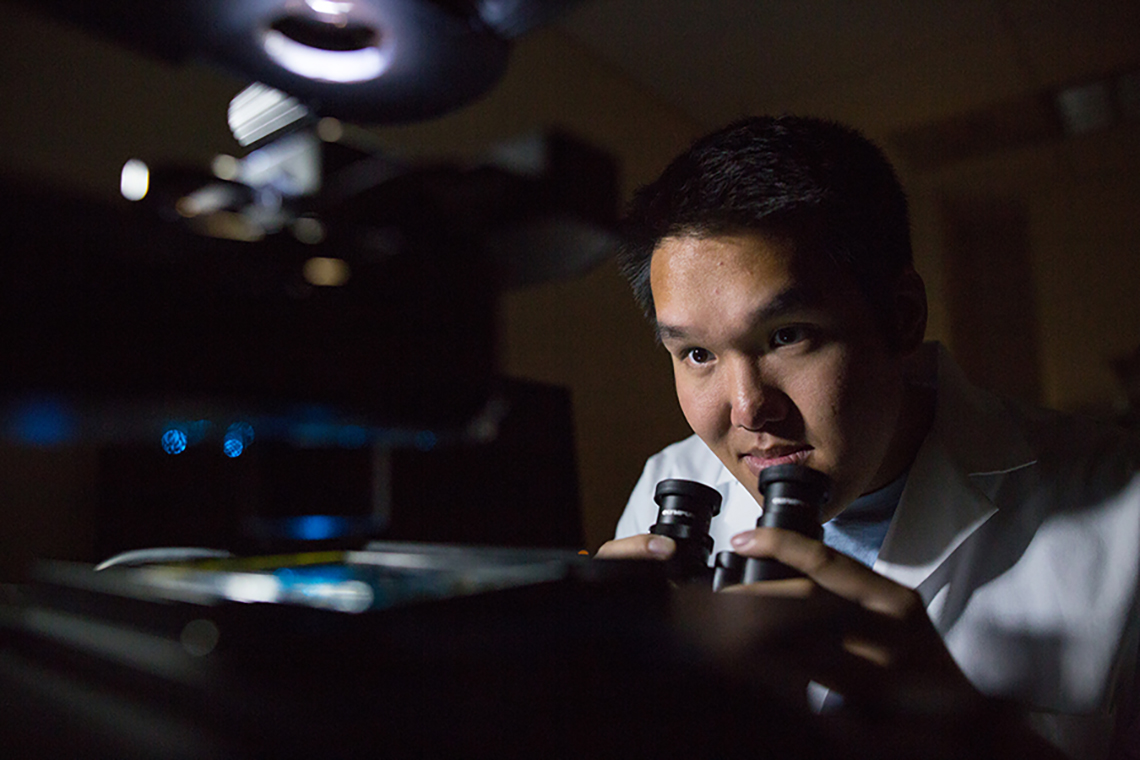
677 389 715 439
677 395 703 435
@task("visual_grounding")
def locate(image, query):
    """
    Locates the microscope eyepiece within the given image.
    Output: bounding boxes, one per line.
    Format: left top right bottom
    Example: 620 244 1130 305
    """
649 478 722 581
713 464 832 589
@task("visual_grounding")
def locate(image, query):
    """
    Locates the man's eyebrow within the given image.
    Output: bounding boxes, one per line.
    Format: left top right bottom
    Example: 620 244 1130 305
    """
653 285 820 344
654 323 690 343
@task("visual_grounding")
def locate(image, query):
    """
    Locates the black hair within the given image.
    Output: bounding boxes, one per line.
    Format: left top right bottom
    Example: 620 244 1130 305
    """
617 115 913 330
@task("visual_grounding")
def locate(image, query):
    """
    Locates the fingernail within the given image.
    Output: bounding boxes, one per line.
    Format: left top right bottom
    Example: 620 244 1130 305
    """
730 533 752 549
646 536 674 556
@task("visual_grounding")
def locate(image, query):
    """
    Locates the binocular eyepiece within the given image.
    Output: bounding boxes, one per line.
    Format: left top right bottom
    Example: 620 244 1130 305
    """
649 464 831 588
649 478 722 581
712 464 831 589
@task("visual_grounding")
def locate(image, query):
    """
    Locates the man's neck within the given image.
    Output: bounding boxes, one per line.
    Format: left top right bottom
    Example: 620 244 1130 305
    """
867 377 937 495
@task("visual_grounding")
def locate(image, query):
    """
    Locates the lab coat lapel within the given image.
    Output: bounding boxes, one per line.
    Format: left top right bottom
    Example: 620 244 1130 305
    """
872 345 1038 606
873 437 1000 594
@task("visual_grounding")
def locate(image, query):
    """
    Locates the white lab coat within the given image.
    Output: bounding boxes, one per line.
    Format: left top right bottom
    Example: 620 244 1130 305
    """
616 343 1140 758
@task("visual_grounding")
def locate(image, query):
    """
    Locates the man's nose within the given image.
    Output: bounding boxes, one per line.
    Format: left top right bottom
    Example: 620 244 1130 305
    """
728 360 785 431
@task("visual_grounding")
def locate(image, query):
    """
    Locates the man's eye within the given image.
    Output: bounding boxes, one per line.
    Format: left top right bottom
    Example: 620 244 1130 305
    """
685 347 713 364
771 326 808 347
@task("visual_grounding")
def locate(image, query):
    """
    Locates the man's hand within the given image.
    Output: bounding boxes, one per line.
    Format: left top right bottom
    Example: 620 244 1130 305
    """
724 526 972 707
724 526 1070 759
594 534 676 560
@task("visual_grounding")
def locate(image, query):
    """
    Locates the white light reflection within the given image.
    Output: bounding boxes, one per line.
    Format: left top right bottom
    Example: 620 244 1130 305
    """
120 159 149 201
262 29 390 84
176 184 241 218
316 117 343 143
295 580 374 613
222 574 282 604
292 216 326 245
211 154 241 181
228 83 310 147
307 0 356 16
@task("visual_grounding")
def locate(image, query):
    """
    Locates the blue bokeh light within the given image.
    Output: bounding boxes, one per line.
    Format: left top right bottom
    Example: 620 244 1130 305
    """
223 422 254 458
162 428 188 455
9 397 77 446
288 515 347 541
227 421 255 444
222 437 244 458
274 565 351 585
336 425 369 449
414 430 438 451
292 422 335 447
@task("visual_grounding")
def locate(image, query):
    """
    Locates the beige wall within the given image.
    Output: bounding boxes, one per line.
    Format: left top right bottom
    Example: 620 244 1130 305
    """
901 126 1140 415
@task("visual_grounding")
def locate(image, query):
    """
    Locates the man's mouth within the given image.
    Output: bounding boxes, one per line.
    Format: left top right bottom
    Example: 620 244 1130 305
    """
739 446 812 477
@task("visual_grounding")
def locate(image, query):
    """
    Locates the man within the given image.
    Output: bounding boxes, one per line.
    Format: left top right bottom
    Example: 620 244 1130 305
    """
597 116 1140 759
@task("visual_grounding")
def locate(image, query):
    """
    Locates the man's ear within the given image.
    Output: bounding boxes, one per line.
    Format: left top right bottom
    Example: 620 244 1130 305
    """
890 267 928 354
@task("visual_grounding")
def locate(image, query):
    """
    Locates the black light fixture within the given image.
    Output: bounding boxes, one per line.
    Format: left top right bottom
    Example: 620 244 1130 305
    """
19 0 584 123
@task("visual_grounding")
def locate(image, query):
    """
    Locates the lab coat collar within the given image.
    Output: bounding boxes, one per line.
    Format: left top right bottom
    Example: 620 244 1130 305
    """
874 343 1039 591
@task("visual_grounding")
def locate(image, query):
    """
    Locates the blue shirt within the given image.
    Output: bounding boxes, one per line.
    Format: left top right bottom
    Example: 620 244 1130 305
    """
821 472 906 567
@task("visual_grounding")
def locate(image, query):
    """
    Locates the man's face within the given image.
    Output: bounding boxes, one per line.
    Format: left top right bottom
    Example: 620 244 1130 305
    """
650 232 912 520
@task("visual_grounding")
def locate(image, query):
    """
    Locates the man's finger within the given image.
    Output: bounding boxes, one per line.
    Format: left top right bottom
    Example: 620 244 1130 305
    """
718 576 818 599
594 533 676 560
729 527 920 619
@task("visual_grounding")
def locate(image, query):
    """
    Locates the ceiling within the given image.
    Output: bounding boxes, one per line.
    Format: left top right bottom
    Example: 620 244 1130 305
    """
555 0 1140 144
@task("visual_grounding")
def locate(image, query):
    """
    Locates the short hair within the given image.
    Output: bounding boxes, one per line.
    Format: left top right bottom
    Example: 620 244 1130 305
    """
617 116 913 329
